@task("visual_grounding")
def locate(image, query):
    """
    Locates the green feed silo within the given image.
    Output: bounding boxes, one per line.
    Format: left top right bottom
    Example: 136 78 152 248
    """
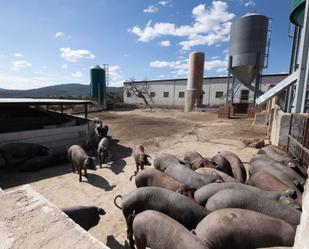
90 65 106 106
290 0 306 26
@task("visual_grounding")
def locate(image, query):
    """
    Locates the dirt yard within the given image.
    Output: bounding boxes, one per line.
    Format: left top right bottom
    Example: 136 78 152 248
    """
0 109 267 249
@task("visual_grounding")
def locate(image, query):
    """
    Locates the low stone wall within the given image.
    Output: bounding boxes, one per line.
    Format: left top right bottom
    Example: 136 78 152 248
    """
270 105 291 147
0 185 109 249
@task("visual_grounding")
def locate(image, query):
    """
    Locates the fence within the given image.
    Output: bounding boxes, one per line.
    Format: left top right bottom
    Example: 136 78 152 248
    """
287 113 309 177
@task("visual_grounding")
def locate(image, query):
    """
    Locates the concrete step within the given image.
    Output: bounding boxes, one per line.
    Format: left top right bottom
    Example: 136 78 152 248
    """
0 185 109 249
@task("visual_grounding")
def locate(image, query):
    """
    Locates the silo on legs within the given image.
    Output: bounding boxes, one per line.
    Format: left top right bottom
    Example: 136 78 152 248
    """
229 13 269 103
184 52 205 112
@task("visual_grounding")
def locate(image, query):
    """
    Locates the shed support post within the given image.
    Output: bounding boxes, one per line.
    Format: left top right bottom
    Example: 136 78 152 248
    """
85 104 88 119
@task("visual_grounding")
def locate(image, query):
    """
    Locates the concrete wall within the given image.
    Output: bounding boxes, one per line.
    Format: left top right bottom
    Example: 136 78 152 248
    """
123 74 287 107
0 185 109 249
270 105 291 148
0 117 95 155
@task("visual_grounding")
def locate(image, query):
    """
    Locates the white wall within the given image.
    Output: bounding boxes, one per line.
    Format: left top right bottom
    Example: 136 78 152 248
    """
123 74 287 107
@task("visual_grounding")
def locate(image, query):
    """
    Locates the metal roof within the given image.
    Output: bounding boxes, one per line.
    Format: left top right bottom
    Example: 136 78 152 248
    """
0 98 94 105
123 73 288 85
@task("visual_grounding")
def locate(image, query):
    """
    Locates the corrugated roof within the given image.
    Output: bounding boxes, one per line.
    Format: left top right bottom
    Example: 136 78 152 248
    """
123 73 288 85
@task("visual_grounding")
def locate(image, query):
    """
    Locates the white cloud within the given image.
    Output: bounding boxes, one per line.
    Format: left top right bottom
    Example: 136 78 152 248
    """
245 1 256 7
61 64 68 69
129 1 235 50
12 60 32 70
55 32 65 38
158 0 170 6
160 40 171 47
144 5 158 13
150 59 188 77
150 53 228 76
108 65 124 86
60 47 95 62
0 71 88 90
211 56 219 59
72 71 83 78
14 53 23 57
205 59 227 73
205 52 228 73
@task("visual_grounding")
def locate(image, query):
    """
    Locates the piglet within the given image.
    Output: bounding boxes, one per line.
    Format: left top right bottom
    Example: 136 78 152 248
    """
62 205 106 231
134 145 151 175
97 137 111 168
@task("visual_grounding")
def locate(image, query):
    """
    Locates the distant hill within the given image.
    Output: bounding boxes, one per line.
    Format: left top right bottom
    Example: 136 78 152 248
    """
0 84 123 98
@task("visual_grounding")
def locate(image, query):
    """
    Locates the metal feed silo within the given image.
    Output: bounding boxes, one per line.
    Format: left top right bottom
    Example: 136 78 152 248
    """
90 65 106 106
290 0 306 26
229 13 269 86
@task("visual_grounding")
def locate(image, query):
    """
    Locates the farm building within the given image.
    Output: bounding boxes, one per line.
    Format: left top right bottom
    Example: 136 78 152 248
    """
123 73 288 108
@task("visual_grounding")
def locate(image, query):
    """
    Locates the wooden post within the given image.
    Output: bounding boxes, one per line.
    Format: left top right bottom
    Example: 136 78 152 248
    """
286 113 293 152
85 104 88 119
60 104 64 114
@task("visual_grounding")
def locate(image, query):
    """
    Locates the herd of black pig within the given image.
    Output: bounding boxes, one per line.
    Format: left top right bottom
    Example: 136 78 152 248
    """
0 117 306 249
116 144 304 249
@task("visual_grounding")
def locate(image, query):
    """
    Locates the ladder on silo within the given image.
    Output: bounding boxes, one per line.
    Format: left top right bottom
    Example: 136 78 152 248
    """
264 18 272 69
103 64 109 87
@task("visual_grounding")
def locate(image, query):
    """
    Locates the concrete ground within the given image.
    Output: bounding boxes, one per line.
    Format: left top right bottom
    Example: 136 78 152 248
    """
0 109 271 248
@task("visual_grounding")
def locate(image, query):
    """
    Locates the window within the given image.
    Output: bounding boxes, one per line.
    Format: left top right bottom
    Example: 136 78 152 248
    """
163 92 169 98
126 91 131 97
150 92 155 98
240 90 250 101
178 92 185 98
215 91 223 98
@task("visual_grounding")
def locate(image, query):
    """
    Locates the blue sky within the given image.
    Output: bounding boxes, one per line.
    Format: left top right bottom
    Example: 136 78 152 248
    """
0 0 292 90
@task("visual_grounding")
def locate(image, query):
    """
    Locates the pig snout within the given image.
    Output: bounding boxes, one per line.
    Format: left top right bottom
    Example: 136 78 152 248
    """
85 157 97 170
143 154 151 165
97 208 106 215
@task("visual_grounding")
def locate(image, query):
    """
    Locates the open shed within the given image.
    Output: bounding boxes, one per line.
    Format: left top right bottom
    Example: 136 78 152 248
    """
0 98 95 158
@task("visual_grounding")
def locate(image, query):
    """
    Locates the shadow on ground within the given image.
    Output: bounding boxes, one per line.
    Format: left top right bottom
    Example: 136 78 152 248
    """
0 164 71 190
106 235 130 249
85 173 116 191
106 139 132 175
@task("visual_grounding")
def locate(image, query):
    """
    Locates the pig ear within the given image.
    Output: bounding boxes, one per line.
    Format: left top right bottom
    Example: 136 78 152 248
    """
145 154 152 158
176 187 184 195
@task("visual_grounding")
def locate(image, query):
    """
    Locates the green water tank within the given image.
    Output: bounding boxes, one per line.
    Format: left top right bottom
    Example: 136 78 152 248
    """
90 65 106 106
290 0 306 26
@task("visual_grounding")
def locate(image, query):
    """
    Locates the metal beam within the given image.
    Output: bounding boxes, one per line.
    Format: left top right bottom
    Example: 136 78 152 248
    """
255 71 298 105
221 79 239 101
285 25 301 112
245 84 264 96
221 80 264 101
293 0 309 113
226 71 231 105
